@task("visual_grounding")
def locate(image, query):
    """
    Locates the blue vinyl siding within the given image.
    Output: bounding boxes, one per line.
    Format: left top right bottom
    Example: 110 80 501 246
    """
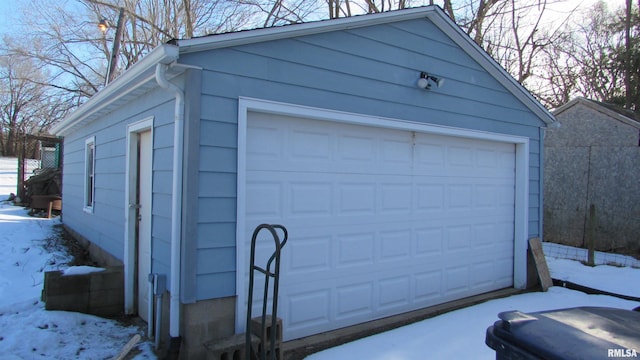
181 17 546 300
60 86 177 289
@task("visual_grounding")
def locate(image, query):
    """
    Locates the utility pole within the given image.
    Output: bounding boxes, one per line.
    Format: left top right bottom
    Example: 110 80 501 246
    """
624 0 632 109
105 7 125 85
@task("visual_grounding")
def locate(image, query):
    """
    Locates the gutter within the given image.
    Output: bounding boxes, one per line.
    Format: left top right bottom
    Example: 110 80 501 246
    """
155 63 185 341
51 44 180 136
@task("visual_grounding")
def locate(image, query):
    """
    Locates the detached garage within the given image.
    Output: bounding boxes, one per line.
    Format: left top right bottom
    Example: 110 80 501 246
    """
52 5 553 358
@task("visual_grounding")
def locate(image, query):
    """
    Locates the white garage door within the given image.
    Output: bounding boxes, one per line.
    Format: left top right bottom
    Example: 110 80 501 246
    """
240 112 516 341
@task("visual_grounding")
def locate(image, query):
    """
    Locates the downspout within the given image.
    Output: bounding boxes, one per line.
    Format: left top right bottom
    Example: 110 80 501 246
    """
155 63 184 341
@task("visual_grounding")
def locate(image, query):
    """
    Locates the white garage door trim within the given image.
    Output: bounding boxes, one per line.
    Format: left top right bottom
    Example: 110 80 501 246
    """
235 97 529 336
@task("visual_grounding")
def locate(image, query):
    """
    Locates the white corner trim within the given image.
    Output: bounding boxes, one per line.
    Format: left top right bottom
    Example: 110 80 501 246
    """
235 100 249 335
513 141 530 289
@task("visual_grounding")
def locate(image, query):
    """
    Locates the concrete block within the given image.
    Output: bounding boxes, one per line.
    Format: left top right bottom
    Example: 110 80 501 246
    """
43 271 90 296
45 293 90 313
257 343 282 360
181 297 236 360
204 333 259 360
89 266 123 291
42 266 124 317
251 316 283 345
89 288 123 309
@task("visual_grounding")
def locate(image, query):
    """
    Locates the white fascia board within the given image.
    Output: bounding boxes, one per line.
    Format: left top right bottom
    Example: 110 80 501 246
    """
51 44 180 135
427 11 555 126
175 6 438 54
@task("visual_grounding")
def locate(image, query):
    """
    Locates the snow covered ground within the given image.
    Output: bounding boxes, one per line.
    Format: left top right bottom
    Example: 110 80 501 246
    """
306 263 639 360
0 158 155 359
0 157 638 359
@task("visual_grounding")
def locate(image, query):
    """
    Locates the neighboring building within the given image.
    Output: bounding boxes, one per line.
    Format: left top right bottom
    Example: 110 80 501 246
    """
545 97 640 255
51 6 554 359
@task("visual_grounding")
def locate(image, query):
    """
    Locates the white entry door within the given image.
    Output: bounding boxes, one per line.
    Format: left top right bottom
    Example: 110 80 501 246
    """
137 130 153 322
240 112 517 341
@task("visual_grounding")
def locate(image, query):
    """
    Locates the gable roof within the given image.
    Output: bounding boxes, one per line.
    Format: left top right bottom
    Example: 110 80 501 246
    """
174 5 553 125
553 97 640 129
52 6 553 135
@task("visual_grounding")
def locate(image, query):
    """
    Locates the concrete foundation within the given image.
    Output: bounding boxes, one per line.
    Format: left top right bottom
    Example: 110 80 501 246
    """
179 296 237 360
62 225 122 267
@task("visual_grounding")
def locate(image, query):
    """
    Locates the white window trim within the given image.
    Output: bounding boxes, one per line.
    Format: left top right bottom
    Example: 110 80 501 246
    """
83 136 96 213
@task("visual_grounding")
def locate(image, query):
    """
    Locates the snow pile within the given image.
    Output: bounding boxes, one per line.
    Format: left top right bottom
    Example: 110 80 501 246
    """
62 266 106 276
0 158 155 359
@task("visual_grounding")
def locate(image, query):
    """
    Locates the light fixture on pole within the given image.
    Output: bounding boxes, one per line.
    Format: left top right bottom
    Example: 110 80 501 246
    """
98 18 109 33
99 7 125 86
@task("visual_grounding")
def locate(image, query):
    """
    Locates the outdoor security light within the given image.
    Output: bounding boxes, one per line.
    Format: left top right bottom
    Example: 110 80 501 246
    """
417 71 445 90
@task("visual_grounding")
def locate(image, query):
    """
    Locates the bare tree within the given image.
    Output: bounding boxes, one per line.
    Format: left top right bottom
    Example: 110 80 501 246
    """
3 0 262 106
0 0 265 140
2 0 611 125
564 2 640 110
0 52 68 156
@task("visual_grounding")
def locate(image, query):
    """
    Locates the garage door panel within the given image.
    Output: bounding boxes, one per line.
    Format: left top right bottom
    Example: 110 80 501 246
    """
473 260 501 283
249 113 413 175
288 236 331 273
414 133 514 178
415 227 445 256
338 183 376 215
336 232 375 268
252 219 513 283
415 184 446 212
286 288 331 330
378 275 411 310
246 124 283 162
290 128 332 161
445 225 473 250
289 181 333 217
414 269 444 302
247 177 514 222
379 229 412 262
444 265 470 295
243 113 516 341
336 282 374 320
246 181 283 219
